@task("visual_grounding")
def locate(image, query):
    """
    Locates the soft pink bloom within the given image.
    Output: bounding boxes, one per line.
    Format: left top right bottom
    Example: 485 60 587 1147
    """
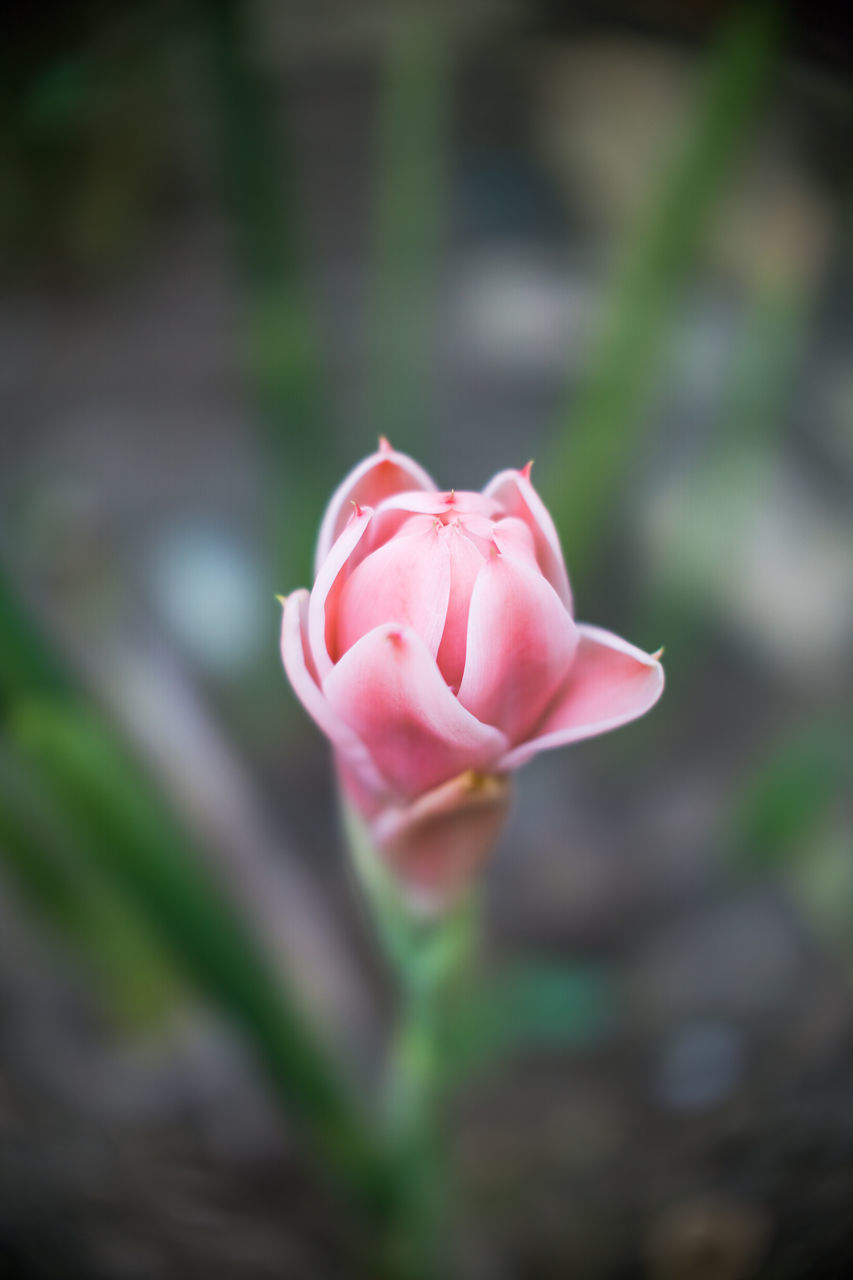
281 439 663 906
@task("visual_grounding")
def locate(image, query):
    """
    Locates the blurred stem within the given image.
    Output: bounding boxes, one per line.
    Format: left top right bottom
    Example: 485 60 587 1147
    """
198 0 331 585
344 801 476 1278
365 0 450 450
543 2 781 591
383 977 445 1280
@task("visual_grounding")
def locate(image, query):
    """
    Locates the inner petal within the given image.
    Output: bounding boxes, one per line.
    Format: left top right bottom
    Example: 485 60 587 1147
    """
334 526 451 661
435 524 486 690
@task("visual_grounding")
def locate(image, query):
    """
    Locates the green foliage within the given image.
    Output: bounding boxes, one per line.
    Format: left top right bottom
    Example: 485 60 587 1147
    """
0 745 182 1026
728 722 853 977
0 576 69 708
8 697 385 1198
544 4 781 589
727 721 851 874
439 961 616 1086
0 566 389 1208
199 0 331 588
366 0 450 450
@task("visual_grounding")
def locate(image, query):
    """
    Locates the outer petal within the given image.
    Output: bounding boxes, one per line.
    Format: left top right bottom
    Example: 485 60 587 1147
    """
370 771 512 911
498 624 664 771
308 504 374 679
315 439 437 573
457 550 578 746
483 465 572 610
322 623 508 798
280 591 388 798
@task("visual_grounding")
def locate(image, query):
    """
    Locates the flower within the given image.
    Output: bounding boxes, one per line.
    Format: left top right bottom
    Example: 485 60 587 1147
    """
280 439 663 907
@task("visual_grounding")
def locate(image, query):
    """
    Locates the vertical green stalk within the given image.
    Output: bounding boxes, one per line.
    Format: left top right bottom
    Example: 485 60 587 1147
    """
543 3 781 591
344 802 476 1278
365 0 450 450
198 0 331 585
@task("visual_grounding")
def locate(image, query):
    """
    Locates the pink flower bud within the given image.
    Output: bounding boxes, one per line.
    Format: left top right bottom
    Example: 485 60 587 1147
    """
281 440 663 906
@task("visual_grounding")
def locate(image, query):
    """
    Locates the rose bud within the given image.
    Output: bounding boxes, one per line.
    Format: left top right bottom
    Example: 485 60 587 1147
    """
280 439 663 909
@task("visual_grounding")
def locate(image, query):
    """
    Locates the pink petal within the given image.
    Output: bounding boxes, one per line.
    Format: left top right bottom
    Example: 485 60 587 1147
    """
370 771 512 911
333 749 389 822
435 524 487 689
335 524 451 661
492 515 537 563
483 465 572 611
280 592 388 797
315 440 437 573
498 624 664 770
457 550 578 745
322 624 508 798
308 504 373 679
364 490 498 555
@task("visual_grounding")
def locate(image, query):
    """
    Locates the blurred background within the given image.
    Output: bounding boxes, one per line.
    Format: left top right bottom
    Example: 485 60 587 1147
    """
1 1 852 1276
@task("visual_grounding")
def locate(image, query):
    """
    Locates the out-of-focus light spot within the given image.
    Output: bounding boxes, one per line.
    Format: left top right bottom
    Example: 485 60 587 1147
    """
147 522 266 673
652 1019 744 1112
645 460 853 683
453 250 584 373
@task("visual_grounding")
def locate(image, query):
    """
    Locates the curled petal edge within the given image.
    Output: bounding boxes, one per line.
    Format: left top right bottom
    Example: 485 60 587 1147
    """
483 465 572 612
280 591 388 798
497 624 664 772
309 504 374 679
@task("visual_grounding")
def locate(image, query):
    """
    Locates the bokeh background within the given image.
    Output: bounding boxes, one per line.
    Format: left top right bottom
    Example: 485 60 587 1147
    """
1 1 852 1276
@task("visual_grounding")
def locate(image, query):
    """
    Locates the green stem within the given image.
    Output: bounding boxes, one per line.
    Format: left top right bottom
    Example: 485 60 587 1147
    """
383 991 444 1280
343 801 476 1278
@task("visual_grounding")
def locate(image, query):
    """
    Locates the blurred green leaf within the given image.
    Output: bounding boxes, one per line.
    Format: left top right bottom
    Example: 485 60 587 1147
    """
787 819 853 968
727 721 852 874
1 557 389 1202
439 961 616 1085
199 0 331 586
366 0 449 449
0 745 181 1026
9 697 387 1201
544 3 781 589
0 566 70 708
20 55 92 137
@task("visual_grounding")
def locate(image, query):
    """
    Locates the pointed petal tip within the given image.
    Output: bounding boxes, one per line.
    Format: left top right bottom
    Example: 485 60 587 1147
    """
378 435 392 453
521 459 534 479
275 593 288 608
651 646 665 662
